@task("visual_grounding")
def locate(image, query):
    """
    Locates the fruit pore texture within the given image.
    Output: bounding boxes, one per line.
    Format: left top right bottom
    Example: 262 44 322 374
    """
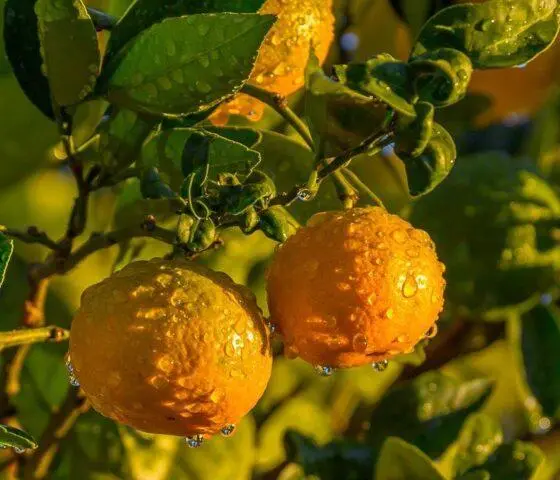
266 208 446 367
70 259 272 436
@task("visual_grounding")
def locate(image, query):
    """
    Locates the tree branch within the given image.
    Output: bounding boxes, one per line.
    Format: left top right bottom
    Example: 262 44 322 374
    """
0 327 69 351
22 389 89 480
0 228 60 251
241 84 315 151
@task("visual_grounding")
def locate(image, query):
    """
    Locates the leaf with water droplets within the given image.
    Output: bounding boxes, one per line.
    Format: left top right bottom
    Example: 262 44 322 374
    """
103 0 267 67
34 0 100 107
412 0 560 69
0 233 13 291
452 413 504 477
100 13 276 115
398 123 457 197
368 371 493 458
517 305 560 420
375 437 445 480
464 441 544 480
0 424 38 452
141 127 261 191
335 54 415 117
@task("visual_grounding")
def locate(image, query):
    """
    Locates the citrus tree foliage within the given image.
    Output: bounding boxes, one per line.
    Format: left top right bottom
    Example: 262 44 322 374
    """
0 0 559 478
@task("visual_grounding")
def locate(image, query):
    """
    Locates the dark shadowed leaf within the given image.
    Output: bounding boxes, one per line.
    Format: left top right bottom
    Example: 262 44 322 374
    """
368 371 493 458
104 0 267 66
375 437 445 480
520 305 560 419
0 232 13 289
3 0 53 118
101 13 275 115
35 0 100 107
413 0 560 69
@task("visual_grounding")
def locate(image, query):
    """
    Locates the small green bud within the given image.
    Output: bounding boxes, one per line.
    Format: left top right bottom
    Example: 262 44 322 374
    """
259 206 299 243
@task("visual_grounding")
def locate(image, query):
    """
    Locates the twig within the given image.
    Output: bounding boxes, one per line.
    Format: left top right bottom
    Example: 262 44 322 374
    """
241 84 315 151
342 167 386 208
332 170 359 209
0 327 69 351
22 389 89 480
0 228 60 251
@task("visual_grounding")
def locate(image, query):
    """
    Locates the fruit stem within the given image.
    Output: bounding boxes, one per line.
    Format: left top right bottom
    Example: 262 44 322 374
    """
241 84 315 151
332 170 359 209
0 327 69 351
342 167 386 209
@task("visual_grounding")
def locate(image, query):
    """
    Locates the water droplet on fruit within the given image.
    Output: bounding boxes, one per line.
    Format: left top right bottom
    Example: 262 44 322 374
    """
406 248 419 258
402 276 418 298
185 435 204 448
314 365 334 377
391 229 407 243
14 447 25 454
221 424 236 436
352 334 368 352
385 308 394 319
372 360 389 372
367 292 377 305
65 356 80 387
284 343 299 359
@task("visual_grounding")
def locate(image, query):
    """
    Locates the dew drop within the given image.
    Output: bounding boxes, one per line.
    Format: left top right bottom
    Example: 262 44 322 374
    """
221 424 236 436
265 319 276 334
65 356 80 387
385 308 394 319
402 276 418 298
198 23 210 36
195 81 212 93
198 55 210 68
284 344 299 359
425 324 438 339
406 248 419 258
185 434 204 448
367 292 377 305
14 447 25 454
372 360 389 372
297 188 314 202
352 334 368 352
391 229 407 243
314 365 334 377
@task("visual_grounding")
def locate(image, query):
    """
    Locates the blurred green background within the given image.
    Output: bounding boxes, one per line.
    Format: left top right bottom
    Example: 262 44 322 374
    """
1 0 560 478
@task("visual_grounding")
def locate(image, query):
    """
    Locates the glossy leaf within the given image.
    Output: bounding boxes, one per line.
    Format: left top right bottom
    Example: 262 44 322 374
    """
453 413 504 476
306 52 387 156
102 14 275 115
412 0 560 69
141 128 261 191
399 123 456 197
140 167 176 199
375 437 445 480
368 371 493 458
97 108 158 173
0 232 13 290
335 54 415 116
104 0 267 67
203 126 262 150
520 305 560 419
3 0 54 118
283 430 373 480
409 48 473 107
466 442 544 480
395 101 434 158
35 0 100 107
0 424 37 451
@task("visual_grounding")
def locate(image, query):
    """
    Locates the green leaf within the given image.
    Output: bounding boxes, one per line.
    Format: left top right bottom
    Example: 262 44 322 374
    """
398 122 456 197
103 0 266 67
394 101 434 158
375 437 445 480
101 13 276 115
305 52 388 156
141 128 261 191
0 424 38 451
35 0 100 107
0 232 14 290
3 0 54 118
412 0 560 69
203 126 262 150
453 413 504 476
97 108 158 173
519 305 560 419
368 371 493 458
409 153 560 315
284 430 373 480
335 54 415 116
409 48 472 107
466 441 544 480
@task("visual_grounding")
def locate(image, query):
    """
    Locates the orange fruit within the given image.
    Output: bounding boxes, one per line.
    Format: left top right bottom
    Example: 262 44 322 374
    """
210 0 335 124
69 259 272 441
266 207 445 368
